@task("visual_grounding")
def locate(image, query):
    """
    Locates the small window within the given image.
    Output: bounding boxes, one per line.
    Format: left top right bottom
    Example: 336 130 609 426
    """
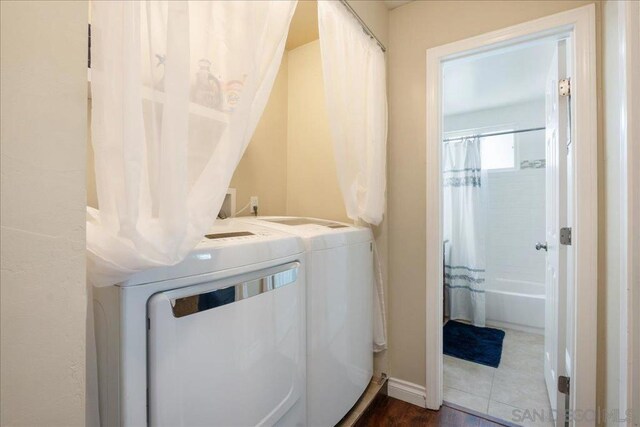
481 133 515 170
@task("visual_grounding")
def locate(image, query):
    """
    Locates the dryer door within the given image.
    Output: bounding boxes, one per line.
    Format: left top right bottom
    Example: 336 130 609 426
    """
147 262 304 427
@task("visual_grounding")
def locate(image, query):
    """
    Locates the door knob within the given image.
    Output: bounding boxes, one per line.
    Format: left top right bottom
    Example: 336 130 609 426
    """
536 242 548 251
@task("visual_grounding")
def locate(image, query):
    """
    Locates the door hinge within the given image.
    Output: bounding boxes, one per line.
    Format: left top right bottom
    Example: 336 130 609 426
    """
559 78 571 97
560 227 572 245
558 375 570 395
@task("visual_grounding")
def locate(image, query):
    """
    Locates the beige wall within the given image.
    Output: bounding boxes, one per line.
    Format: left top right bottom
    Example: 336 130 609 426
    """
0 1 88 426
386 0 600 389
230 55 289 216
286 40 348 222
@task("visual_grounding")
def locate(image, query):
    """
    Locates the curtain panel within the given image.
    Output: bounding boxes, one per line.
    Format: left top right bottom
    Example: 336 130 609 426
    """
88 1 297 286
318 0 388 351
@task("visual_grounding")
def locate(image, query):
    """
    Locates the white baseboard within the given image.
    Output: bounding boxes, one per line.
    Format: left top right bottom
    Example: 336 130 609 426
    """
387 377 426 408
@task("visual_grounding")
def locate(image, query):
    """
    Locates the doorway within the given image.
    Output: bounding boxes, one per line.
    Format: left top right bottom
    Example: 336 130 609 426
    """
440 36 561 423
425 5 597 426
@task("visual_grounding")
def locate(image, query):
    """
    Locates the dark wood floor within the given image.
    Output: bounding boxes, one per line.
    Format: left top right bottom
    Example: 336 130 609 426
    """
355 394 512 427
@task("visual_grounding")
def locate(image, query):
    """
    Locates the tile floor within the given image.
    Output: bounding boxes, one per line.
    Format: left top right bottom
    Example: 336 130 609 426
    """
443 327 554 427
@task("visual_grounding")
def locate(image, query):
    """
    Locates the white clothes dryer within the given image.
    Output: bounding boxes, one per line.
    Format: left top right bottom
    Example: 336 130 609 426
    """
92 219 306 427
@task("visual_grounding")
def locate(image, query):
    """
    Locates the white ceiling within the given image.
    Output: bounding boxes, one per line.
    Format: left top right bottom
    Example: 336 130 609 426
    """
443 40 556 116
384 1 413 10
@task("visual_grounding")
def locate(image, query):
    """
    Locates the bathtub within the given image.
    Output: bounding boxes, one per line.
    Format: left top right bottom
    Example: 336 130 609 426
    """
485 278 545 334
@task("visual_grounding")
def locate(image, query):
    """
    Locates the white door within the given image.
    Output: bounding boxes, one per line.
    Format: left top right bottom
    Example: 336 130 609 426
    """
147 263 305 427
543 39 570 424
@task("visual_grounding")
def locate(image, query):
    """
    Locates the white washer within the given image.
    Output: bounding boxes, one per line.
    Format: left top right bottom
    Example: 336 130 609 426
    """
93 219 306 427
237 217 374 427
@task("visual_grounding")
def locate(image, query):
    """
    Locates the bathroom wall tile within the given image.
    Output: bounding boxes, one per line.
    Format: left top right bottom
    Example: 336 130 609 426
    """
443 387 489 414
443 355 495 398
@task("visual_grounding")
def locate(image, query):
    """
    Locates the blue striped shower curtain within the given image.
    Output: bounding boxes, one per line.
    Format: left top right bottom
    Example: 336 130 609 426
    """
443 137 487 327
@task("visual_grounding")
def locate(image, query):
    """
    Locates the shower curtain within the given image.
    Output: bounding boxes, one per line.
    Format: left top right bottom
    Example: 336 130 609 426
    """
443 137 487 327
318 0 388 351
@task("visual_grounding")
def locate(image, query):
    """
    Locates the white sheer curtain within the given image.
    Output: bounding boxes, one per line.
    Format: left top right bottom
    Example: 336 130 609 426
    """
88 1 296 287
317 0 388 351
443 137 487 327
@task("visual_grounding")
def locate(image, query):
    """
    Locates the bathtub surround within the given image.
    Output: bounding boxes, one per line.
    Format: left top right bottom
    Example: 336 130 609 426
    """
483 166 546 334
1 1 88 425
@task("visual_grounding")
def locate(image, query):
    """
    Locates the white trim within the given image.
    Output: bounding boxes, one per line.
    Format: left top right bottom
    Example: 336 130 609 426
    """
617 1 640 425
425 4 598 418
387 377 427 408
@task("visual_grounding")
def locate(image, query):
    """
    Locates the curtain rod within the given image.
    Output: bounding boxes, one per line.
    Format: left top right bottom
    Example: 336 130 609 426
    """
338 0 387 53
443 126 546 143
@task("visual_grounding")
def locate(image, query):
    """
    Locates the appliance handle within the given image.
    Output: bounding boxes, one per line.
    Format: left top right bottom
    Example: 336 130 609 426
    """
167 262 300 318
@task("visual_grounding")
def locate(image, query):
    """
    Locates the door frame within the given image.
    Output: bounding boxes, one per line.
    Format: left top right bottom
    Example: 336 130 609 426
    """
425 3 597 419
610 0 640 423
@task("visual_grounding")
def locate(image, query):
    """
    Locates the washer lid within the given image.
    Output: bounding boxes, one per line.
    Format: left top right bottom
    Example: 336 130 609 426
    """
240 217 373 250
120 219 304 287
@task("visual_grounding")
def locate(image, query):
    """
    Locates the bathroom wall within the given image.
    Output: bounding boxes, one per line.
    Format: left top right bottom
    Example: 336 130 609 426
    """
1 1 88 425
386 0 600 389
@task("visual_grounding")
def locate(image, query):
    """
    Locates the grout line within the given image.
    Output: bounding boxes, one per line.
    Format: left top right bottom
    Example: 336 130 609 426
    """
445 384 492 401
488 368 496 413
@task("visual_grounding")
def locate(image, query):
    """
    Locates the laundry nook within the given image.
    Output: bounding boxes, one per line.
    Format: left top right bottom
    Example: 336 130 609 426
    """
1 1 638 427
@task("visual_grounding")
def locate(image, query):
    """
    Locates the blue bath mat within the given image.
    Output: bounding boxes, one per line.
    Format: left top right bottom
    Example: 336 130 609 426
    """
443 321 505 368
